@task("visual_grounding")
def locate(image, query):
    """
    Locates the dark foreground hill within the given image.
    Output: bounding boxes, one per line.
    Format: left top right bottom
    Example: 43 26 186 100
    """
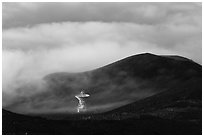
2 109 201 135
3 53 202 134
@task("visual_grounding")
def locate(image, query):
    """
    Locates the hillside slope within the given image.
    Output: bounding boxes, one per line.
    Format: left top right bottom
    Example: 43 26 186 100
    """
4 53 201 115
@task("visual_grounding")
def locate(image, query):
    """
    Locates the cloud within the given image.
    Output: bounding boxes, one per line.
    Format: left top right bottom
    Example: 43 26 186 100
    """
3 3 201 29
3 21 201 60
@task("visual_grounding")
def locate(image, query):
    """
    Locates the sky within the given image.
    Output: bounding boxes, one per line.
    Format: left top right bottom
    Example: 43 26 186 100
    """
2 2 202 109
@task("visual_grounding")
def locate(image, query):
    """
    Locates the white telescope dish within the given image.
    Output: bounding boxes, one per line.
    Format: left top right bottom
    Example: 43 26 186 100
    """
75 90 90 113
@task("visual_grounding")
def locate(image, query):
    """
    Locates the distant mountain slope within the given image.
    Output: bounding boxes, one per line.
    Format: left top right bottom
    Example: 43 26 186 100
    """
107 74 201 113
4 53 202 115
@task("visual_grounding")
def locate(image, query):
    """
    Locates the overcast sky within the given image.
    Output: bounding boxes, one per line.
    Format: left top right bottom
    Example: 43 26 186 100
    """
2 2 202 100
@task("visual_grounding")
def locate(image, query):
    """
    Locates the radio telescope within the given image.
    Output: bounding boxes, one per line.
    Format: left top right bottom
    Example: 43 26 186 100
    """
75 90 90 113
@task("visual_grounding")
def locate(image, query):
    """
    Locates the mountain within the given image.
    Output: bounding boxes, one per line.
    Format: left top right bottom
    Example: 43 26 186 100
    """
3 53 202 134
4 53 201 115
